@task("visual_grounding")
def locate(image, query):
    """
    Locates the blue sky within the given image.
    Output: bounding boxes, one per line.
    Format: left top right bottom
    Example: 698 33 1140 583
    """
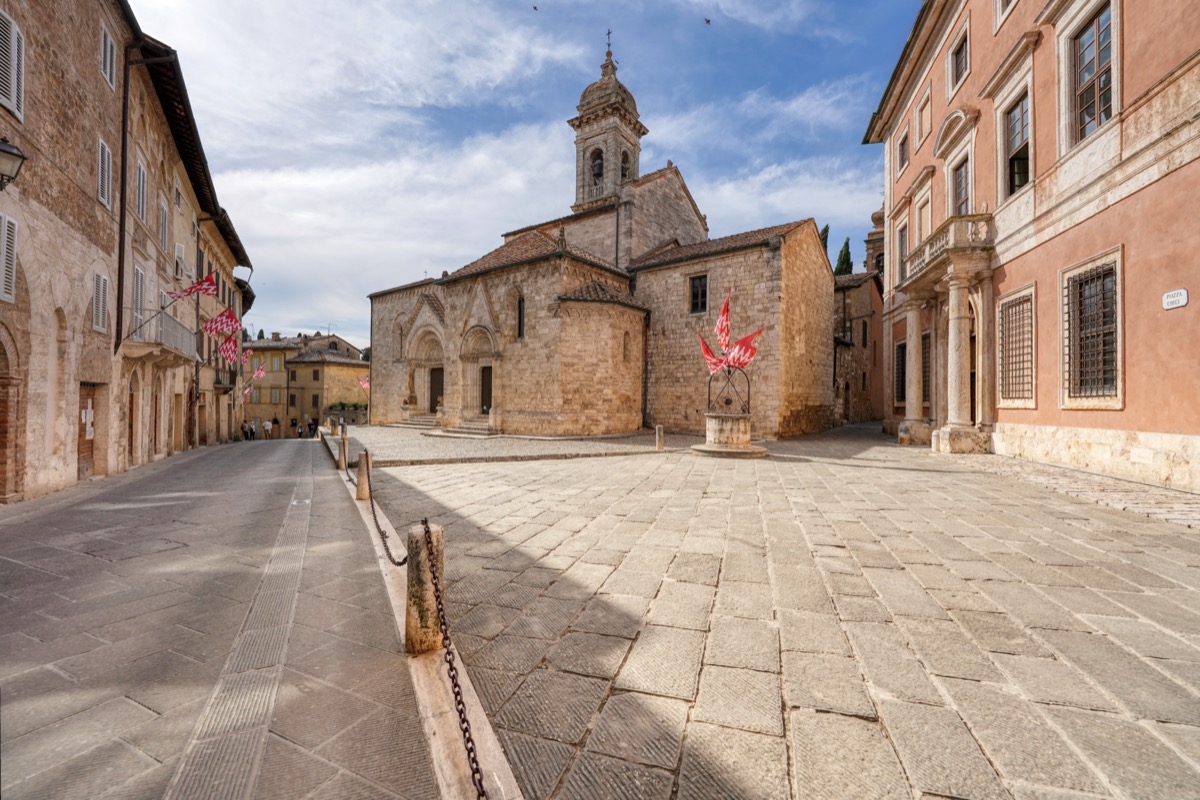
133 0 923 349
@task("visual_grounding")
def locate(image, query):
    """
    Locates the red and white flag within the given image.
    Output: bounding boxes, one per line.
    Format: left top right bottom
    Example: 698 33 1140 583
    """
698 334 725 375
243 384 254 396
358 377 370 391
166 272 218 300
203 307 242 336
715 289 731 352
241 347 253 365
723 328 764 370
252 364 266 380
217 334 240 365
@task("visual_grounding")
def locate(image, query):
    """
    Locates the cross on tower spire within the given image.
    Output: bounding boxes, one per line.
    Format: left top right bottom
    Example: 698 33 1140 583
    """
606 28 612 50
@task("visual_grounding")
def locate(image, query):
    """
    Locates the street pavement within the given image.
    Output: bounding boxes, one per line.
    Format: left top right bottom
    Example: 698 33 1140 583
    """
0 439 437 800
356 422 1200 800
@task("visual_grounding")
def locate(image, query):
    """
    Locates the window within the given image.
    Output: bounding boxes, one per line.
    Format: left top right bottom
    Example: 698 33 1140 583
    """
953 158 970 215
159 202 169 250
329 341 338 351
174 177 181 207
951 34 969 88
252 388 260 404
921 333 931 403
312 369 319 381
98 139 112 207
517 296 525 338
92 273 109 332
898 225 909 261
1074 4 1112 142
131 267 145 337
251 356 260 370
897 134 909 172
1005 93 1031 196
135 160 147 219
590 149 604 187
159 289 168 310
690 275 707 314
1063 258 1120 404
874 253 884 271
271 388 280 404
272 355 281 371
0 11 25 120
861 320 868 348
916 199 931 242
289 393 296 408
100 23 116 88
191 211 197 240
311 394 319 409
289 370 297 381
0 214 16 303
998 288 1035 405
914 88 932 144
894 343 907 402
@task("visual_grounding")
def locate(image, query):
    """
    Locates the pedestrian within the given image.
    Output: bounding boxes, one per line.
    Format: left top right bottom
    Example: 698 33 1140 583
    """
263 418 272 439
307 420 316 439
272 416 280 440
240 421 248 441
297 422 304 439
249 421 257 440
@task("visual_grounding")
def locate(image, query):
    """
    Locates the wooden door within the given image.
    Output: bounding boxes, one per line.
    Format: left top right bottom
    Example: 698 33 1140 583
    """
78 385 96 480
480 366 492 414
430 368 444 413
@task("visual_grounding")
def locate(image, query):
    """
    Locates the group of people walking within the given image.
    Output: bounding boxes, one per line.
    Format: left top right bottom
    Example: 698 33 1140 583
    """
240 416 282 441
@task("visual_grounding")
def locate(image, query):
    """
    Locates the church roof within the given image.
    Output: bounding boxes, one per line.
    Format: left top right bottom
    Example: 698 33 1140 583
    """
287 348 368 366
559 281 649 312
502 201 617 240
368 277 435 299
444 231 619 283
630 220 812 271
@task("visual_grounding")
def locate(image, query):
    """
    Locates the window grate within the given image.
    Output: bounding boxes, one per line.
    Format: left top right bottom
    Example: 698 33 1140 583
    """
921 333 931 403
1064 263 1116 397
894 343 907 402
999 294 1034 399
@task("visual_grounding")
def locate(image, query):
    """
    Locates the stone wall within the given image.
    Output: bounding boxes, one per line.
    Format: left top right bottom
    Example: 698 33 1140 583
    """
776 223 835 437
834 276 884 424
627 169 708 259
558 300 645 435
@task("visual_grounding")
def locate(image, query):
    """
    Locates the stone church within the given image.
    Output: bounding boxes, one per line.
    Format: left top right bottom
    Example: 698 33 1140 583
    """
369 51 834 437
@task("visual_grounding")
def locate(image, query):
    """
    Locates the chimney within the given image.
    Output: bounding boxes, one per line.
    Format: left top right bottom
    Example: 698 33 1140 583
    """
271 332 281 341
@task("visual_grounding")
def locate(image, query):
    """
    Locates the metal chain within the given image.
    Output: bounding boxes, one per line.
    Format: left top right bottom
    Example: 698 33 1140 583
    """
364 451 406 566
422 517 488 800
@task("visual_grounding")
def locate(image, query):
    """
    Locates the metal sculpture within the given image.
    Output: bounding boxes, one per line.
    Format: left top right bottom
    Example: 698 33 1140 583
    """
699 290 763 413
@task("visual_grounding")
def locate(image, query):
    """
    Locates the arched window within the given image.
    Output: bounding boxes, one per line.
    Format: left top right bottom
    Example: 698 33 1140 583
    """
590 149 604 186
517 296 525 339
621 152 630 180
622 331 631 362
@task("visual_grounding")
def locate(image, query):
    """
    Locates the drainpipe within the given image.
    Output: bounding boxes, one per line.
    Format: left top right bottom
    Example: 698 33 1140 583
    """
116 43 178 355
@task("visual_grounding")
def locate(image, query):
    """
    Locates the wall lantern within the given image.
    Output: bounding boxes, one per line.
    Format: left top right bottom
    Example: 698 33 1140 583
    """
0 137 28 191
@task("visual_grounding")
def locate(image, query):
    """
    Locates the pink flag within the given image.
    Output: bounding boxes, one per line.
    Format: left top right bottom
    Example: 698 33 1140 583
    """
243 384 254 396
358 377 370 391
252 364 266 380
241 347 253 365
166 272 218 300
203 307 242 336
722 328 764 370
698 334 725 375
217 334 240 365
715 289 731 352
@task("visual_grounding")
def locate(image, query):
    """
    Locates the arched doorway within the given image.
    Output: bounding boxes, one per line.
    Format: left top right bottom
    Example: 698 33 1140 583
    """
128 372 140 467
152 374 163 456
0 335 20 500
411 330 445 414
460 326 497 417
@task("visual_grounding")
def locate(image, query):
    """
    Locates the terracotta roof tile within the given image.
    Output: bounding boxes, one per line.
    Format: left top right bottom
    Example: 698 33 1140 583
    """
446 231 614 281
287 349 369 365
835 270 880 289
558 281 648 311
631 220 811 270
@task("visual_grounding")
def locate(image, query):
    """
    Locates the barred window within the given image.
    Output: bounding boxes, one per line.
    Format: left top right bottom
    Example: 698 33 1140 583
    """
921 333 931 403
894 343 907 403
1064 262 1117 398
999 293 1034 401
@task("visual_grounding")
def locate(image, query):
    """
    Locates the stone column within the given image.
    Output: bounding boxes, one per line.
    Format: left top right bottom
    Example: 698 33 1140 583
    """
974 278 995 428
904 301 923 426
946 276 972 428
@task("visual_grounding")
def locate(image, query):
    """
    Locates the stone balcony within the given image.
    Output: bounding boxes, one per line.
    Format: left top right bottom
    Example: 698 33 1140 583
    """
899 214 995 291
122 308 199 367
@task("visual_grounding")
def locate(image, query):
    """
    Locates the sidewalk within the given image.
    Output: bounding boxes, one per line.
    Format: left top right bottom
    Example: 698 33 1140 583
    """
0 441 437 800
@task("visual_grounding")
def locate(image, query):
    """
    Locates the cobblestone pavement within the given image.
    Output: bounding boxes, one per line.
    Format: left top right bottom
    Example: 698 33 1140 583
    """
365 423 1200 800
0 440 436 800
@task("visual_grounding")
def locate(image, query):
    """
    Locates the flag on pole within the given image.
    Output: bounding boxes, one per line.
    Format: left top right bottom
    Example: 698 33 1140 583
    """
217 334 240 365
715 289 731 352
698 334 725 375
241 347 253 365
243 384 254 395
722 328 764 370
166 272 218 300
203 307 242 336
358 377 370 391
252 364 266 380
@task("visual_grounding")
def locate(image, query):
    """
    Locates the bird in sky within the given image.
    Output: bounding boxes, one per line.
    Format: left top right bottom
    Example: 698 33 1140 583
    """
705 18 711 25
533 4 538 10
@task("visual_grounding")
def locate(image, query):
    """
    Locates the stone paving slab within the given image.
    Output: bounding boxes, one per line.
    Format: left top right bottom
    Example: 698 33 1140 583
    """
361 422 1200 799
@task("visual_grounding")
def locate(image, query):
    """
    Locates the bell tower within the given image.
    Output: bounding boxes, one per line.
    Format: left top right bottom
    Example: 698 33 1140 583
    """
568 50 648 213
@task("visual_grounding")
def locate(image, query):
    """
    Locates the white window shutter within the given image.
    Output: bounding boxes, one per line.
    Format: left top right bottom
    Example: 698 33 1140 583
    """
0 12 20 119
136 162 146 219
159 203 168 250
93 273 109 332
1 215 15 302
98 140 112 207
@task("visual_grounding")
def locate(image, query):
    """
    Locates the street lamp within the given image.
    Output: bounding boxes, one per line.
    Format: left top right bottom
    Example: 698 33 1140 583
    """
0 137 28 191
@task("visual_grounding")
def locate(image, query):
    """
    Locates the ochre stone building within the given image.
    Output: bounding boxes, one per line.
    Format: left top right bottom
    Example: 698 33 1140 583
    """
833 270 884 424
865 0 1199 490
370 52 834 437
0 0 252 501
242 332 365 434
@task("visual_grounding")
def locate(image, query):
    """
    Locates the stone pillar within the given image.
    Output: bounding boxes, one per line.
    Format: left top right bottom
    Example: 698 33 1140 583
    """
337 439 346 471
406 522 445 654
946 277 972 428
904 301 923 427
655 425 664 451
974 279 995 428
355 451 370 501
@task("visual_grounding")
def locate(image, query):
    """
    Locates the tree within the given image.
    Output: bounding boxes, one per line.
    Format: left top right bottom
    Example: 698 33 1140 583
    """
834 237 853 276
257 329 265 340
361 347 371 362
819 224 830 255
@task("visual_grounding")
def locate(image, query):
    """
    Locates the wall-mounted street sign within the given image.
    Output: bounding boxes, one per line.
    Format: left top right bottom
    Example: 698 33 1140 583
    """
1162 288 1188 310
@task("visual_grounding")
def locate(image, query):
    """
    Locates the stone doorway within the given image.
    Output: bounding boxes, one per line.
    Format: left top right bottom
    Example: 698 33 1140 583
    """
127 374 139 466
78 384 96 480
429 368 444 413
481 366 493 414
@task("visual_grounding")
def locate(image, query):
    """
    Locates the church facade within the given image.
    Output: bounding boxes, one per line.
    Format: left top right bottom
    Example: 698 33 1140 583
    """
369 52 834 438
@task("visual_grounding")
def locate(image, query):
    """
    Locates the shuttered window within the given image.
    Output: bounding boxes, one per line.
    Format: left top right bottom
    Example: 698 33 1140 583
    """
92 273 109 332
0 11 25 120
159 202 169 250
132 267 145 337
100 23 117 88
136 160 147 219
98 139 112 207
0 215 16 303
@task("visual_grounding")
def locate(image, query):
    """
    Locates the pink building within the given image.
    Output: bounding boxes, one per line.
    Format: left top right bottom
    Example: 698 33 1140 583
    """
864 0 1200 490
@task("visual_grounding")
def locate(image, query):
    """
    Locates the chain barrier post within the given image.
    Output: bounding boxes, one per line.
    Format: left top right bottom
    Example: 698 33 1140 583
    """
406 521 444 654
656 424 664 451
337 438 347 471
355 450 371 501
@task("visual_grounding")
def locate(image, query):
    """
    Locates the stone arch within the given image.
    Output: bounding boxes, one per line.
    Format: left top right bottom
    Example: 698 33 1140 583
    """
0 322 22 501
152 372 164 455
128 368 142 467
621 150 630 180
590 148 604 187
48 309 69 455
460 326 498 418
932 108 980 159
408 327 445 414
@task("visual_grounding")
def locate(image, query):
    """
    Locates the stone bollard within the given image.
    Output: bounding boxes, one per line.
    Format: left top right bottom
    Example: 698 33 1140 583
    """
406 522 445 654
337 438 346 471
656 424 664 451
340 424 348 442
355 451 371 501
